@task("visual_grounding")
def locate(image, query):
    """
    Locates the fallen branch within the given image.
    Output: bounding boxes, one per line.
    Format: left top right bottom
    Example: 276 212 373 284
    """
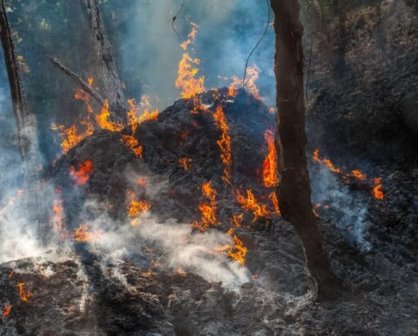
48 56 105 106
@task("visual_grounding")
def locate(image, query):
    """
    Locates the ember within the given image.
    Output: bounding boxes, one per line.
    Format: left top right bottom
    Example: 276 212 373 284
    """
2 305 12 318
373 178 384 200
179 157 192 171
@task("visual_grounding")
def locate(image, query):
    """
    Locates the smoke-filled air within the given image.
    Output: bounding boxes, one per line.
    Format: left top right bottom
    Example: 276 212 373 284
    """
0 0 417 335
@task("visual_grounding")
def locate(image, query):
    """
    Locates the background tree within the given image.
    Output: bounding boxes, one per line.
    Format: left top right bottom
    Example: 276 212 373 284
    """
270 0 339 299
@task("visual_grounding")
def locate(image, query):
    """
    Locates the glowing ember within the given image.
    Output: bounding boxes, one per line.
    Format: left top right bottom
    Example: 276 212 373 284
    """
73 224 102 242
213 105 232 185
262 130 279 188
96 100 124 132
121 135 143 158
236 189 269 222
193 182 218 232
2 305 12 318
352 169 367 181
179 157 192 171
70 160 94 186
17 282 32 303
373 178 384 200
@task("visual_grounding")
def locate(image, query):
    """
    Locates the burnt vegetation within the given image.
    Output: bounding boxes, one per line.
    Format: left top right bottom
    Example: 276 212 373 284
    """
0 0 417 335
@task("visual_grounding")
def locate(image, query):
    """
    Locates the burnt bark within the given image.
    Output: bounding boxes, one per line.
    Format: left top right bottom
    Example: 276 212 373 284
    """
270 0 340 299
81 0 127 121
0 0 31 158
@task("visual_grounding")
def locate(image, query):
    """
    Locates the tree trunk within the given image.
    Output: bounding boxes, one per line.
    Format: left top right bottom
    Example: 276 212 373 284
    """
270 0 339 299
0 0 32 158
81 0 127 121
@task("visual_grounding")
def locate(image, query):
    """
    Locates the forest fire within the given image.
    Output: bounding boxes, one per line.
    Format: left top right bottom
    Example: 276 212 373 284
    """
2 305 12 318
69 160 94 186
193 182 218 232
262 130 278 188
17 282 32 303
73 224 102 243
213 105 232 185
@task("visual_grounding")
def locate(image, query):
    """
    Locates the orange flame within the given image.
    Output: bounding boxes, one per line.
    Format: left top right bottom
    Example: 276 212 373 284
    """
229 65 260 99
227 234 248 266
17 282 32 303
262 130 278 188
179 157 192 171
127 198 151 226
231 213 243 228
96 100 124 132
121 135 143 158
236 189 269 222
2 305 12 318
127 97 159 135
52 120 94 154
180 22 198 50
268 191 281 215
213 105 232 185
70 160 94 186
193 182 218 232
373 178 384 200
73 224 102 242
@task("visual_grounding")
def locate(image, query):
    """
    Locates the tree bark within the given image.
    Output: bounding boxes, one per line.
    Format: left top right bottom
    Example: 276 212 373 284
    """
270 0 339 299
0 0 32 158
81 0 127 121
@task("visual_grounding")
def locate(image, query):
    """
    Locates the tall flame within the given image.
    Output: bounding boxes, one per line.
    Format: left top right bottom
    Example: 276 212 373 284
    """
213 105 232 185
262 130 278 188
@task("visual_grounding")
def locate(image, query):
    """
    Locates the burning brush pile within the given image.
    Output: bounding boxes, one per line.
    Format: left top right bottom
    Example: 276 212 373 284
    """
1 15 417 336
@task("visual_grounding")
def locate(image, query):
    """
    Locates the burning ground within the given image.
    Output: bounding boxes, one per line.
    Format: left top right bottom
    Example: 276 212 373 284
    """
0 87 417 335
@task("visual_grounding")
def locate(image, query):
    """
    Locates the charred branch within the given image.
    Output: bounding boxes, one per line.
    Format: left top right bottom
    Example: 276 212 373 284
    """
48 56 105 106
81 0 128 121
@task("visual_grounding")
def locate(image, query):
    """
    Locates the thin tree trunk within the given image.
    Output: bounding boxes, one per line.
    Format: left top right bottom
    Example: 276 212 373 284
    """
270 0 340 300
0 0 32 158
81 0 127 121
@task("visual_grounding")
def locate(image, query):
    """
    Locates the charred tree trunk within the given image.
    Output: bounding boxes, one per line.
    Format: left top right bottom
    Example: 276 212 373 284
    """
0 0 32 158
81 0 127 121
270 0 339 299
